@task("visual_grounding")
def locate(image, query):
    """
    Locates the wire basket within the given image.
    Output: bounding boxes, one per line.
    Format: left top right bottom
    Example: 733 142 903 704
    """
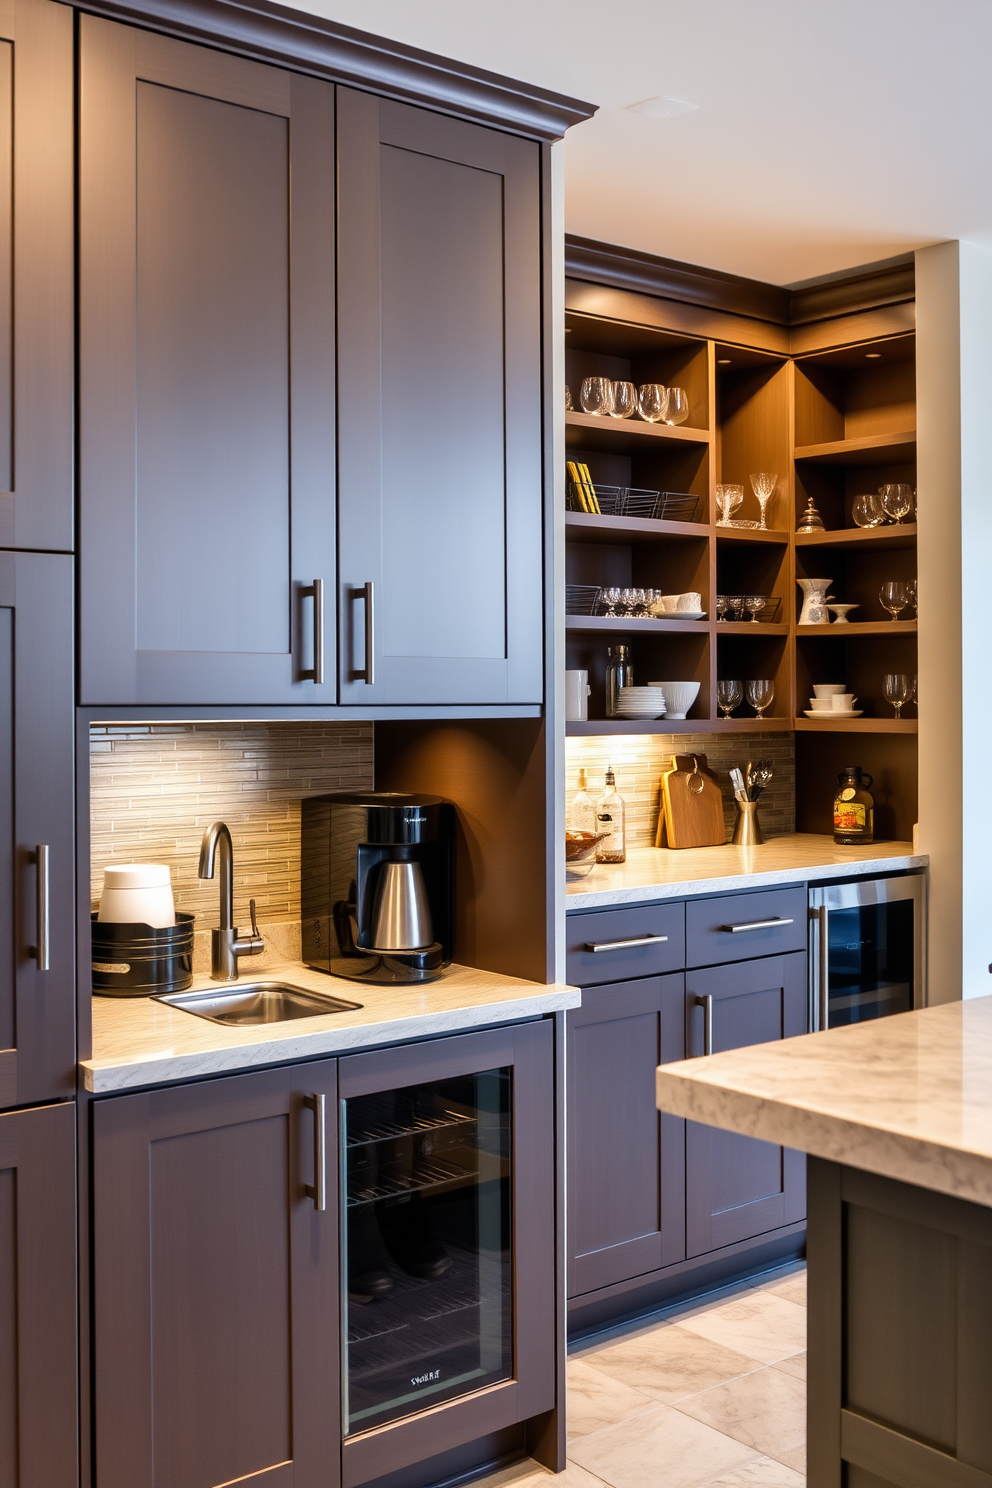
567 481 699 524
565 584 602 616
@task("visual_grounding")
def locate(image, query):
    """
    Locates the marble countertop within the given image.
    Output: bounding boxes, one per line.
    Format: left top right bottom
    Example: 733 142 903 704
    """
567 834 925 909
656 998 992 1207
82 962 580 1093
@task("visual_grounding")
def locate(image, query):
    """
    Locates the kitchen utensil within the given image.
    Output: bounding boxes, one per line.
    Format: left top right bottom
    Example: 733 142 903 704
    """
565 670 590 721
664 387 689 425
798 578 833 624
880 580 909 619
648 680 700 719
638 383 668 422
658 755 724 849
732 800 763 846
98 862 176 928
826 604 859 623
717 679 743 717
750 472 777 530
579 376 613 416
609 380 638 419
745 679 775 718
884 673 912 717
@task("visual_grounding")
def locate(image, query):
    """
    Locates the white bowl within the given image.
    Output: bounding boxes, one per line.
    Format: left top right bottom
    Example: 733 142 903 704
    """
648 680 700 720
813 684 847 698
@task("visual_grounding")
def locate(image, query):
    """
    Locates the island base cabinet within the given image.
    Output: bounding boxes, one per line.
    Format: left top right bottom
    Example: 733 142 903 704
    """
92 1063 341 1488
685 953 807 1256
0 1101 77 1488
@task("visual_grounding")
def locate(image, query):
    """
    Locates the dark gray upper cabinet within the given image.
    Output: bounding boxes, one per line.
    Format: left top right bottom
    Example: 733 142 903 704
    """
685 952 807 1256
0 552 75 1110
336 88 544 705
0 0 73 554
78 18 336 705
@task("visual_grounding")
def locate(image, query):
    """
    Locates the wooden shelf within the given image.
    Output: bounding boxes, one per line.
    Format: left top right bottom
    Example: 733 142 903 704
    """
566 716 793 736
565 511 708 545
794 717 918 734
565 615 709 635
565 410 711 452
796 524 917 551
715 526 791 545
717 622 788 635
796 621 917 636
793 431 916 466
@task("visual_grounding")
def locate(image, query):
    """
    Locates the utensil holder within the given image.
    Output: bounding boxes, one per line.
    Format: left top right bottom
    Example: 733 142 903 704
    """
732 802 764 847
92 911 195 996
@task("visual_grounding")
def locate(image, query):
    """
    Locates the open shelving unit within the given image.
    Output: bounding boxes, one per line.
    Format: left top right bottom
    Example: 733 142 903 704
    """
563 260 918 838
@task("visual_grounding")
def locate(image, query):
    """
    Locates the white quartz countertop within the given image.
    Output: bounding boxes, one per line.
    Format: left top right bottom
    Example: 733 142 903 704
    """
656 998 992 1208
82 961 580 1093
567 834 925 909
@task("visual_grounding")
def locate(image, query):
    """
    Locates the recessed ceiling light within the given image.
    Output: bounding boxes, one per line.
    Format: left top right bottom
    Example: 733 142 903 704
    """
627 95 699 120
865 352 881 358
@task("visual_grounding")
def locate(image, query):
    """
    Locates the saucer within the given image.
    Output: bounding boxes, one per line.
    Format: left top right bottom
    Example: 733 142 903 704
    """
804 709 863 719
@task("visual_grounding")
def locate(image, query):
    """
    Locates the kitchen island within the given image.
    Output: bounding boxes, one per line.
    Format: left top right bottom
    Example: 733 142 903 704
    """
656 998 992 1488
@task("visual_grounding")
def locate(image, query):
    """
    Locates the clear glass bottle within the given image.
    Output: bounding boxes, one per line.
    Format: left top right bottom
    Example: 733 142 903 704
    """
833 766 874 845
570 767 596 834
605 645 633 719
596 765 626 863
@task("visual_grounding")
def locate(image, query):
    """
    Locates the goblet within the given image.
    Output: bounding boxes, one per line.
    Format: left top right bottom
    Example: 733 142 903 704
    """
879 483 913 524
750 473 777 530
579 376 614 417
664 387 689 425
745 679 775 718
716 484 744 524
879 581 909 620
906 578 918 616
717 679 743 718
638 383 668 422
884 673 912 718
725 595 745 622
610 380 638 419
745 594 767 623
601 586 622 617
715 594 728 623
852 493 884 528
564 385 573 411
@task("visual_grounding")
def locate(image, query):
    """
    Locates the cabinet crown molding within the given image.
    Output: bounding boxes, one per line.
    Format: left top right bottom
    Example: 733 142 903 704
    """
71 0 597 139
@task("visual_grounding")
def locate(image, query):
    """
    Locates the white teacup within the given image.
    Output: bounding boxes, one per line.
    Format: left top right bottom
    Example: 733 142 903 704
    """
808 698 833 712
813 684 847 698
831 693 856 711
661 592 702 613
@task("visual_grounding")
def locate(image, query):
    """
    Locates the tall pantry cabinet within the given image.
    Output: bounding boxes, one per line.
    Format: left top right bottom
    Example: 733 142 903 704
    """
0 2 78 1485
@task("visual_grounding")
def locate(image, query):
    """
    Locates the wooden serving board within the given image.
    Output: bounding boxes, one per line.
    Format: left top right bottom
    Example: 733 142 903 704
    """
657 755 726 849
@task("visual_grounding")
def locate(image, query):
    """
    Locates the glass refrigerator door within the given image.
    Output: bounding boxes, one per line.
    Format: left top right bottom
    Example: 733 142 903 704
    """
826 897 915 1026
343 1068 512 1435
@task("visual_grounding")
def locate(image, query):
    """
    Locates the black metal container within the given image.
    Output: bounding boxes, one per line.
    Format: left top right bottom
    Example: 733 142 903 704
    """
91 912 195 996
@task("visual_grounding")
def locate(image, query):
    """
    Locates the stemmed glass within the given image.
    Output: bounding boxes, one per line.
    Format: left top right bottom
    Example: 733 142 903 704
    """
745 594 767 623
638 384 668 422
716 484 744 524
715 594 728 623
884 673 912 718
664 387 689 425
610 381 638 419
879 581 909 620
745 679 775 718
601 586 622 617
852 493 884 528
750 473 777 530
879 484 913 524
579 377 614 416
725 596 745 622
906 578 918 617
717 679 743 718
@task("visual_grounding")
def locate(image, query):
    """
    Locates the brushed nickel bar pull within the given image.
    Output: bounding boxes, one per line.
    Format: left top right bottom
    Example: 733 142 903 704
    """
694 994 714 1056
363 581 375 686
818 906 830 1031
586 934 668 953
721 917 794 933
31 844 49 971
300 580 324 685
304 1092 327 1211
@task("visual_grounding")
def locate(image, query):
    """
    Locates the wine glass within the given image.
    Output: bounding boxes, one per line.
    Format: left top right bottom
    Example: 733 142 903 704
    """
884 673 912 717
580 376 614 416
852 492 884 528
715 594 728 623
750 473 777 530
564 385 573 411
610 380 638 419
879 484 913 524
725 595 744 622
664 387 689 425
906 578 918 617
745 679 775 718
716 484 744 524
638 383 668 422
601 586 622 617
745 594 767 623
717 679 743 718
879 580 909 620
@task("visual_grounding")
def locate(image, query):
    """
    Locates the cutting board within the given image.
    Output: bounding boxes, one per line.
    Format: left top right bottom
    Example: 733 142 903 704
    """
656 754 726 849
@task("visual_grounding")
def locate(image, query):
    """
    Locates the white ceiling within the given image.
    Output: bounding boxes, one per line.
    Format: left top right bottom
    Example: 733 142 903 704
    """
284 0 992 286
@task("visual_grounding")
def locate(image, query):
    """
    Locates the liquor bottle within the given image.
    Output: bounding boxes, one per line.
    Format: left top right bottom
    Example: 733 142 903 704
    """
605 645 632 719
596 765 626 863
833 765 874 845
570 768 596 834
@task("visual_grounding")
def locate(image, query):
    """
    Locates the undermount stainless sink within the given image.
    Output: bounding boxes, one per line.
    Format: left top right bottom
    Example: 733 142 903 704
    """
154 981 363 1026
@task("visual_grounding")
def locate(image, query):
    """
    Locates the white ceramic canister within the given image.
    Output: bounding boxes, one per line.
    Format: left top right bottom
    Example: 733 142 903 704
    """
98 863 176 928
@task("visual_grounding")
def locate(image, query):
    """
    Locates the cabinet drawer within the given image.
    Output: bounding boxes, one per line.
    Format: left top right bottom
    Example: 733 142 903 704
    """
685 886 806 968
566 903 684 985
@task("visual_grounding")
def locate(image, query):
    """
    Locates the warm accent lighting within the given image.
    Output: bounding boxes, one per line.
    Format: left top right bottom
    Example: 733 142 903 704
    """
718 358 732 365
865 352 881 358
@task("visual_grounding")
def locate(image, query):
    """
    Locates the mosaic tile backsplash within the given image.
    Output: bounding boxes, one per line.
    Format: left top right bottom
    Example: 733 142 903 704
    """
90 723 374 935
565 732 795 846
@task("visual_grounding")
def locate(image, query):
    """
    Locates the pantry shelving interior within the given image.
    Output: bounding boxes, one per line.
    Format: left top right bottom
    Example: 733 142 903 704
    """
563 241 919 838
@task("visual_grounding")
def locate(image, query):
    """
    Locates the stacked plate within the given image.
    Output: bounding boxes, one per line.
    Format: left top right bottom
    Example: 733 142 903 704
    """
616 685 666 719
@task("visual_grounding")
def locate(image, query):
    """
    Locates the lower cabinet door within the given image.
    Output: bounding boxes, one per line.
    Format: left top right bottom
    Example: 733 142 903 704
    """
92 1063 340 1488
567 975 686 1297
685 952 807 1256
0 1100 77 1488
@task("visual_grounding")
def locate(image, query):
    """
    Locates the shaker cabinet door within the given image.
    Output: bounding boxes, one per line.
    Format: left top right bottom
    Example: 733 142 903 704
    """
0 0 73 553
92 1062 340 1488
685 952 807 1256
0 1101 78 1488
336 88 544 705
79 18 336 704
0 552 75 1110
566 975 686 1297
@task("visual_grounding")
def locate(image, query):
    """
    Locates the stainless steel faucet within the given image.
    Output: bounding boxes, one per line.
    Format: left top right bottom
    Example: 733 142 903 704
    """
198 821 264 981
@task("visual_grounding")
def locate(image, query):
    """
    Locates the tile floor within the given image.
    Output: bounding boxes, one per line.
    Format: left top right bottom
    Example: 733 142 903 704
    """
480 1265 807 1488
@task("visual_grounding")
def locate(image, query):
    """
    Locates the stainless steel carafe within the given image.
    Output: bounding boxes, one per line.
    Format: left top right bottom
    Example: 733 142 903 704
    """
370 860 434 951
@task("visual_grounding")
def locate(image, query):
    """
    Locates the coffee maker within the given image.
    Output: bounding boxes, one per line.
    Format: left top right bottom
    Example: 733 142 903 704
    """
301 792 454 985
